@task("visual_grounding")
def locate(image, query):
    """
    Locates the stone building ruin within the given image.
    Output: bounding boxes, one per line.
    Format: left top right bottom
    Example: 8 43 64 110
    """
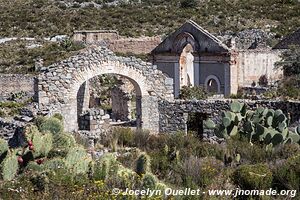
2 21 300 140
73 30 161 54
71 21 286 99
151 20 283 98
38 46 173 133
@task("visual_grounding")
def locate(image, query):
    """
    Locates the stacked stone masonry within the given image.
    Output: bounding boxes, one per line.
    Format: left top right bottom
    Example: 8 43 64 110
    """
0 74 36 100
38 46 174 132
159 99 300 133
78 108 109 132
0 118 26 147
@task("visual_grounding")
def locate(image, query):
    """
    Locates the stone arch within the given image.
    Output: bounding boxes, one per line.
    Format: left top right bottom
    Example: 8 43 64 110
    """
38 46 173 132
172 32 199 53
204 75 221 94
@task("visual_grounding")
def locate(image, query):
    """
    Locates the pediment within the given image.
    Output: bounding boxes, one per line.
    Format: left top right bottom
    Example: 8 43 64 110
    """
152 20 229 54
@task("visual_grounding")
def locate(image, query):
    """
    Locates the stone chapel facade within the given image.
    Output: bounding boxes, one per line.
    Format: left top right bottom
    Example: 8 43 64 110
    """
151 20 283 97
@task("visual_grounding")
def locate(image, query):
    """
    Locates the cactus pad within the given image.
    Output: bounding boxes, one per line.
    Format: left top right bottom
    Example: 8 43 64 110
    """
203 119 216 129
1 152 18 181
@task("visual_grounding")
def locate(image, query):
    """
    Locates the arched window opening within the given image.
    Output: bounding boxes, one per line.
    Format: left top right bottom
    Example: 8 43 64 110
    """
205 75 221 94
207 79 218 93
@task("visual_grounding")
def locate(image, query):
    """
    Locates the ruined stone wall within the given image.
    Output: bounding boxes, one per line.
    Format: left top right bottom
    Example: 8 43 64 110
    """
38 46 174 132
0 74 36 99
78 109 109 132
111 87 131 121
73 30 119 43
237 50 283 86
159 99 300 133
0 117 26 147
108 36 161 54
72 30 161 54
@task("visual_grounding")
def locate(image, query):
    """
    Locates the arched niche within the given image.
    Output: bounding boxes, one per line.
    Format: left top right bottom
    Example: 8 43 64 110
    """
179 44 195 88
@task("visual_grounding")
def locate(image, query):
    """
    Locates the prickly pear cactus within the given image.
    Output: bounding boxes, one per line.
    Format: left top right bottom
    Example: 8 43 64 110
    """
65 146 92 175
43 158 66 172
52 133 76 151
40 132 53 157
203 119 216 129
40 117 63 135
94 153 118 180
26 127 53 158
25 125 39 141
1 151 19 181
25 161 44 172
0 138 8 159
207 101 246 139
135 153 151 176
205 101 299 147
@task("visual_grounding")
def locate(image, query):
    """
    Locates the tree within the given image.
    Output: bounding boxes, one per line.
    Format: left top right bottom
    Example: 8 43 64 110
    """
275 45 300 77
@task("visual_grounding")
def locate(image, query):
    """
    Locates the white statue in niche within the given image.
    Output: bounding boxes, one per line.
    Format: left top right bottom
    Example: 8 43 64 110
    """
179 44 194 88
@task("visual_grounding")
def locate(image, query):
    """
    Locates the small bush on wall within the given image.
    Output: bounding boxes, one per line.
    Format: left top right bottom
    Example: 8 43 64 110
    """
179 86 208 100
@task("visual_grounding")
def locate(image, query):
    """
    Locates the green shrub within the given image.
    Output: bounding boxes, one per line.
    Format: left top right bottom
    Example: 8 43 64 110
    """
142 173 157 190
0 101 24 108
275 143 300 159
277 75 300 100
273 154 300 191
194 142 224 160
182 156 223 188
117 148 141 169
40 117 63 135
233 163 273 190
30 172 49 192
114 165 139 189
52 113 63 122
149 150 172 179
113 127 134 147
226 138 269 164
133 129 151 149
179 86 207 100
276 45 300 77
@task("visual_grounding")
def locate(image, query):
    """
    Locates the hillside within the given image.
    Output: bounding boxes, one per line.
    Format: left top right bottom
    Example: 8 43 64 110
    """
0 0 299 38
0 0 299 73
